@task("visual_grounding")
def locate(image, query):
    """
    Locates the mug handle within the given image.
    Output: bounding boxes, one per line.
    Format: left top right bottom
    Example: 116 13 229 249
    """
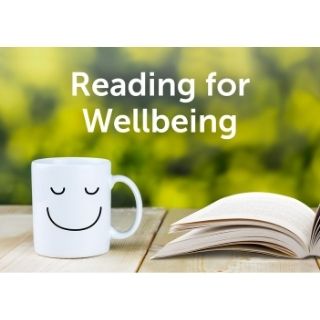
110 175 143 239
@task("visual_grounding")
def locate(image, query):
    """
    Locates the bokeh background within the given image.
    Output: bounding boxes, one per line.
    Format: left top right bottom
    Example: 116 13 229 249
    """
0 48 319 207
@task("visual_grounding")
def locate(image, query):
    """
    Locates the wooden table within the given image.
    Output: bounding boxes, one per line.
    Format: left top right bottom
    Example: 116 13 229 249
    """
0 206 319 272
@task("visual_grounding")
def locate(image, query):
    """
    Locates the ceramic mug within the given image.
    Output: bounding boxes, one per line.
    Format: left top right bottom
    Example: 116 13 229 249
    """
31 157 143 258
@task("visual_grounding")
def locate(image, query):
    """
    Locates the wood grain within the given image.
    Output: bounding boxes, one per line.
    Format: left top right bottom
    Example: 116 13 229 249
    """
139 209 320 272
0 206 166 272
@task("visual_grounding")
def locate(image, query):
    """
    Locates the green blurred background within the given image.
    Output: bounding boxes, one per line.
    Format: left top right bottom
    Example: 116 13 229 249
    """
0 48 319 207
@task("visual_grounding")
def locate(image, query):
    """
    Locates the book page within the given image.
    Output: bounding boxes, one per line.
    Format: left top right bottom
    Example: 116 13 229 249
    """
153 224 308 259
310 206 320 255
171 192 315 247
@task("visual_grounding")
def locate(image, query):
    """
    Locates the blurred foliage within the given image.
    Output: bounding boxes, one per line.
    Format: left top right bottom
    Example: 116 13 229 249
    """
0 48 319 207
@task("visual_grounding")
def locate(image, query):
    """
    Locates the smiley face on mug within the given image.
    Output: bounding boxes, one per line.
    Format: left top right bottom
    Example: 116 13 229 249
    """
32 157 143 258
46 185 102 231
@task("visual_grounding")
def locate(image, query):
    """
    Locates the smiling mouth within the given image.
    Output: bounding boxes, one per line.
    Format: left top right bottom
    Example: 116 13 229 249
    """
46 207 102 231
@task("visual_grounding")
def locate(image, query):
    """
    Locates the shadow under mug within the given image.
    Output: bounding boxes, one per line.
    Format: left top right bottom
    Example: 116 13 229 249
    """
31 157 143 258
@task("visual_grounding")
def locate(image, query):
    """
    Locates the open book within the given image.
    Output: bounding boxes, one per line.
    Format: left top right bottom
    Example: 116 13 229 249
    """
153 192 320 259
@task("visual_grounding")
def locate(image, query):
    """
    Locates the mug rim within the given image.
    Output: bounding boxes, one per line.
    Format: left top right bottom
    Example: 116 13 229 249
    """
32 157 110 166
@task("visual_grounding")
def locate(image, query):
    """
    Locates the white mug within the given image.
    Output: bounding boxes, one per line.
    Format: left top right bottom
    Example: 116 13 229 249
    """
31 157 143 258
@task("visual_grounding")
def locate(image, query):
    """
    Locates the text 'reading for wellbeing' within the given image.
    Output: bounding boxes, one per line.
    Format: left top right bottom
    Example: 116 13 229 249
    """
72 71 251 140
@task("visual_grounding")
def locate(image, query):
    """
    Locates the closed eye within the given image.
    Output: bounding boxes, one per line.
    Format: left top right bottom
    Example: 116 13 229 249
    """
50 187 65 195
85 187 99 195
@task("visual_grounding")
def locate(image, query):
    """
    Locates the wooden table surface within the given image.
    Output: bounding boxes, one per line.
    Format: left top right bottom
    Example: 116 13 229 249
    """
0 206 319 272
